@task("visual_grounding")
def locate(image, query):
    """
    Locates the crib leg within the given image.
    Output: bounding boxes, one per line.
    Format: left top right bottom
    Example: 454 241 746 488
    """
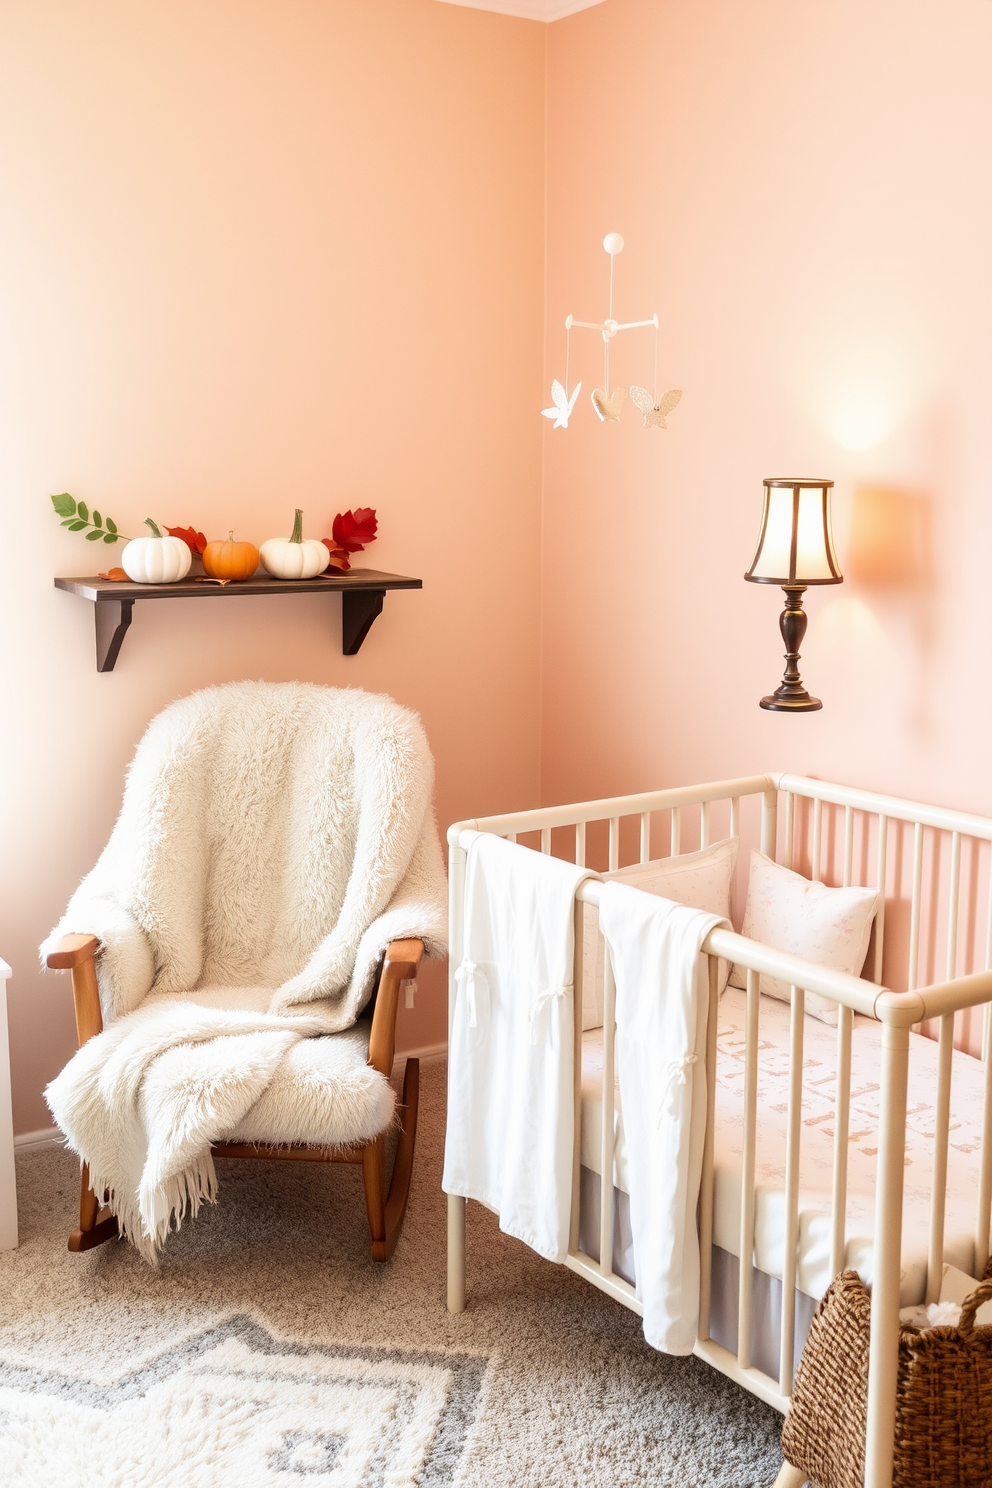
772 1462 806 1488
447 1193 466 1313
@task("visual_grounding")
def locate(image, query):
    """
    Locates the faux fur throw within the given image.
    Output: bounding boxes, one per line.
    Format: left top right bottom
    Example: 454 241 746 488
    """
41 682 447 1260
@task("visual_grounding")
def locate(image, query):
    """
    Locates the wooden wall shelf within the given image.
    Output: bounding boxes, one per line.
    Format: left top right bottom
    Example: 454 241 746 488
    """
54 569 423 672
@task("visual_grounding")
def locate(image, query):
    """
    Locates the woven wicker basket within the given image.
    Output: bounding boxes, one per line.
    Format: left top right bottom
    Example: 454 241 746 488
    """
781 1268 992 1488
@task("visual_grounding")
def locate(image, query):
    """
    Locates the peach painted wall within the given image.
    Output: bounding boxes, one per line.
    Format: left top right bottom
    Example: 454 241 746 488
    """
7 0 992 1132
0 0 546 1134
543 1 992 815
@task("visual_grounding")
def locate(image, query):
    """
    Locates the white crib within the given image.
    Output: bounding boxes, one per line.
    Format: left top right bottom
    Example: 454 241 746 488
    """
445 773 992 1488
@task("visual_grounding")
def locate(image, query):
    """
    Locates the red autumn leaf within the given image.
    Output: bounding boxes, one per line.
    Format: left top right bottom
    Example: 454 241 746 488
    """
97 567 130 581
165 524 207 555
331 507 377 554
321 539 351 571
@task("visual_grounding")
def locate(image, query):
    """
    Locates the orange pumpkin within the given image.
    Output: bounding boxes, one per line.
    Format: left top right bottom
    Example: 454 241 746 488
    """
202 531 259 581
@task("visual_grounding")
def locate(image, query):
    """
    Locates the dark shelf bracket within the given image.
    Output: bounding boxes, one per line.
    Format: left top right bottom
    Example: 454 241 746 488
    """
91 588 388 670
56 568 419 671
342 589 385 656
95 599 133 673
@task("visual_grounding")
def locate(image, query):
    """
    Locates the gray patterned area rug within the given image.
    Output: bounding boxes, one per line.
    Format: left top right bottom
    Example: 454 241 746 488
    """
1 1057 783 1487
0 1313 482 1484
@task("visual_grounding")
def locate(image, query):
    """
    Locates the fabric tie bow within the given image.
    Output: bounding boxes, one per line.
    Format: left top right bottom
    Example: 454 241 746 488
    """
666 1053 698 1088
455 960 490 1029
527 984 571 1045
659 1053 698 1125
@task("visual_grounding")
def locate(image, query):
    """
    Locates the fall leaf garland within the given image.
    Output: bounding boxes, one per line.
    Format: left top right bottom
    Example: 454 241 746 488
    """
52 496 379 571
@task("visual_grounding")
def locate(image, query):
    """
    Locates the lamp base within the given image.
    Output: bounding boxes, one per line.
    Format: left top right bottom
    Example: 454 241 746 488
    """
759 586 824 713
760 690 822 713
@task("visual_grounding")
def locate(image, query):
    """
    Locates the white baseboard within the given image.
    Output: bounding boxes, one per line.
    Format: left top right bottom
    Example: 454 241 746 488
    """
13 1126 62 1152
394 1041 447 1063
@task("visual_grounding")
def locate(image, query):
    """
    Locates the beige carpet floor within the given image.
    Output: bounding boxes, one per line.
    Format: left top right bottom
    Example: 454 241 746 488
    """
0 1055 784 1487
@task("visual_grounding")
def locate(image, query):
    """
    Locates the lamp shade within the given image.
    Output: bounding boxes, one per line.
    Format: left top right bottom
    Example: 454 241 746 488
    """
745 479 842 586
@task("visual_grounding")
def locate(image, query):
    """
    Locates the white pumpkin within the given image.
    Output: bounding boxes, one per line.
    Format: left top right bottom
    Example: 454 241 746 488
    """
260 508 329 580
121 519 193 584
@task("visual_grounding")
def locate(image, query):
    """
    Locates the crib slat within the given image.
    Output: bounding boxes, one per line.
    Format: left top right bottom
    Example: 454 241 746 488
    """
640 812 651 864
730 798 741 922
738 967 760 1371
700 801 711 850
873 816 888 984
599 944 617 1279
908 822 924 992
865 1024 912 1488
541 827 551 856
946 832 961 982
843 806 854 887
609 817 620 873
811 798 823 882
783 792 794 870
507 833 516 844
830 1004 853 1278
570 898 584 1256
926 1012 955 1302
698 955 720 1342
575 821 586 869
761 788 778 861
779 985 805 1396
978 867 992 1277
671 807 682 857
977 1000 992 1277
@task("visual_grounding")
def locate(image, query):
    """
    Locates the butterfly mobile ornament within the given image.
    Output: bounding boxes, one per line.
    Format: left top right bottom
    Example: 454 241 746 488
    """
542 232 681 432
542 378 581 429
629 384 682 430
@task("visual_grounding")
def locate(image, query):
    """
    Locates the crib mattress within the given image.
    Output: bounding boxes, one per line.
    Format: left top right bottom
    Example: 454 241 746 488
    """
580 987 989 1304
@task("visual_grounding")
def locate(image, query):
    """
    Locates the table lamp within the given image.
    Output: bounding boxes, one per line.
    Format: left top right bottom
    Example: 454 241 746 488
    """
745 478 843 712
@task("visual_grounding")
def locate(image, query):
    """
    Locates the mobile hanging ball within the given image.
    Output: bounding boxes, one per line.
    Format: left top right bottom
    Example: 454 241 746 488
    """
603 232 625 255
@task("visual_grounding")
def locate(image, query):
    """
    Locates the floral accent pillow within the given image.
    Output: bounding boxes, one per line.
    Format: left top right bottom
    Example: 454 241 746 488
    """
581 837 739 1030
728 849 880 1025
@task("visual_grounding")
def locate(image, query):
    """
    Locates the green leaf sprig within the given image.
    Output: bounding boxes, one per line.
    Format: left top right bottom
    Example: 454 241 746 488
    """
51 493 131 544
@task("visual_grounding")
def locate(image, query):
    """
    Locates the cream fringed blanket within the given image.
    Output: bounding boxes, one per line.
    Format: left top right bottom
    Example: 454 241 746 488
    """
41 682 447 1261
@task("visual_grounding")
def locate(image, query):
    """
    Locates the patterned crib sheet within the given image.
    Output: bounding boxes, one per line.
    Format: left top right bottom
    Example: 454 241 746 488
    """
581 988 989 1303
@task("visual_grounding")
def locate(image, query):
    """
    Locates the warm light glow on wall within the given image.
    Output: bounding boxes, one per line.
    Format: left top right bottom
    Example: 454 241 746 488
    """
846 486 931 590
820 386 903 453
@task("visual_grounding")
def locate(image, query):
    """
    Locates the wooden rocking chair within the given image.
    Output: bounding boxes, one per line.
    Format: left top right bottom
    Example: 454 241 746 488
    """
47 933 424 1262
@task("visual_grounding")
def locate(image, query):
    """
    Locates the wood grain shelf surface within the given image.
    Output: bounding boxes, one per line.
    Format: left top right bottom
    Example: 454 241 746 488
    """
54 568 423 670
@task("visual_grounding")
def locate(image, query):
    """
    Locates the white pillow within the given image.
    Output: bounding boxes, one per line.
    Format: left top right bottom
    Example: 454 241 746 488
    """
728 849 880 1025
580 837 739 1030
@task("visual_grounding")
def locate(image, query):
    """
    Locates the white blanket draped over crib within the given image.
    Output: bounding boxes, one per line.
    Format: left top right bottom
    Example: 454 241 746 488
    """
600 885 729 1354
443 833 593 1262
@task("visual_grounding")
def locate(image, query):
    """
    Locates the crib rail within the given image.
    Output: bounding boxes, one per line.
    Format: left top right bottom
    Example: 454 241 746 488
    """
447 771 992 1488
454 774 773 841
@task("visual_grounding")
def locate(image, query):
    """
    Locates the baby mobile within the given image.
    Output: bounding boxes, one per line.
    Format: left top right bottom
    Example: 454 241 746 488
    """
542 232 682 431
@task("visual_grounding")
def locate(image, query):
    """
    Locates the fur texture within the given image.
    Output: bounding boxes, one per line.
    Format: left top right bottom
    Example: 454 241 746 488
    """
41 682 447 1260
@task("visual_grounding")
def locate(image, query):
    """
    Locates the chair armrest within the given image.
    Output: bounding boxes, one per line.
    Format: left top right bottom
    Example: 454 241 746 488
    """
47 934 100 970
383 939 425 982
368 939 425 1078
46 934 104 1045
